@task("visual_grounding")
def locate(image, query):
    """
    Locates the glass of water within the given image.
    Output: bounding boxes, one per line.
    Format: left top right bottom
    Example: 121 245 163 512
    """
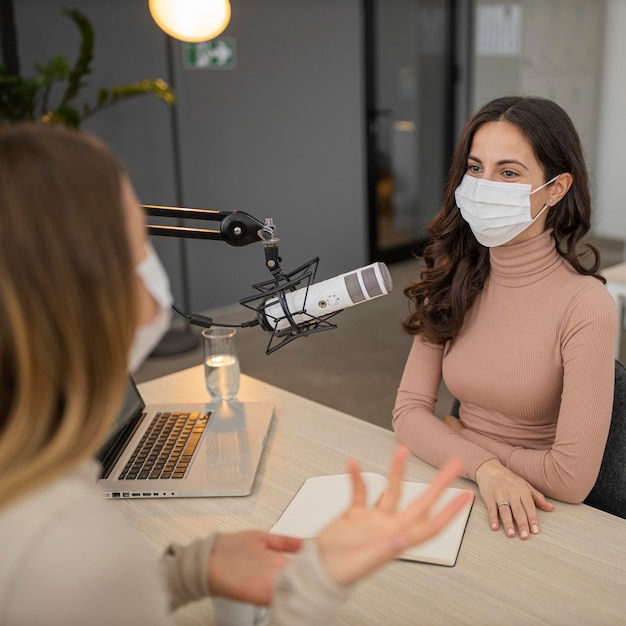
202 328 240 401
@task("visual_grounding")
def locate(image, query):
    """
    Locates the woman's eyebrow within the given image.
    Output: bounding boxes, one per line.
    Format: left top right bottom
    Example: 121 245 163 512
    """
467 154 529 171
496 159 529 171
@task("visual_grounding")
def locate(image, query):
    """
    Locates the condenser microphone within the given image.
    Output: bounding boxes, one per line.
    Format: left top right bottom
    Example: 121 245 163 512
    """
257 262 393 332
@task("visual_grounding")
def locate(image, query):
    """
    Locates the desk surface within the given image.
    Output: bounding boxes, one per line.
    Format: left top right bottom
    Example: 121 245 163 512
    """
120 366 626 625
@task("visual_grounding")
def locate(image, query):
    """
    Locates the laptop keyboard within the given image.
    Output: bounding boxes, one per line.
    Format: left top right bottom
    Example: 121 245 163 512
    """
119 411 210 480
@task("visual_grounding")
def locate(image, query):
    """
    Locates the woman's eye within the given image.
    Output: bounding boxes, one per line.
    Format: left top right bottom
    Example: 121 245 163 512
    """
502 170 517 178
467 164 481 173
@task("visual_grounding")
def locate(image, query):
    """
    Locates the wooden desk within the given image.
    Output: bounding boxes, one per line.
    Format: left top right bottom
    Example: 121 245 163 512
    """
119 367 626 625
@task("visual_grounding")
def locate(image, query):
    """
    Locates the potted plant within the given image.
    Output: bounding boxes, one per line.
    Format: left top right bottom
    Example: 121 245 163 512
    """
0 6 174 127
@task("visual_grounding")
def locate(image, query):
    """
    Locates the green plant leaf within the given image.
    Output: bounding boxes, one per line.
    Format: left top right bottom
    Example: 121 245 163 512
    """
1 6 174 128
35 55 71 85
58 7 94 108
42 105 81 128
0 69 38 122
83 78 175 118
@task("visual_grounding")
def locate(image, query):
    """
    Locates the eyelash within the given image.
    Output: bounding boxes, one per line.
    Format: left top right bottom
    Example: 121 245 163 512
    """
466 165 518 178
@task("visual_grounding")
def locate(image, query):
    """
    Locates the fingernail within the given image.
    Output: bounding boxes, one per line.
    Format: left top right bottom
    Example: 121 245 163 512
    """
491 522 498 530
521 530 529 539
507 528 515 537
531 524 539 534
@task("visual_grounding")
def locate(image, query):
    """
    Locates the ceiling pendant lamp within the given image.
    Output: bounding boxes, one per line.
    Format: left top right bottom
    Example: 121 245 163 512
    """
149 0 231 42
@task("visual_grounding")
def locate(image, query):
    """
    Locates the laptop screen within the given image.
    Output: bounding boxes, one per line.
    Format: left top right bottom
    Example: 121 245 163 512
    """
96 377 145 476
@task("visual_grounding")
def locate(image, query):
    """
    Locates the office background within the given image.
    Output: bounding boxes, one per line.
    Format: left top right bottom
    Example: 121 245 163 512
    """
10 0 626 427
12 0 626 310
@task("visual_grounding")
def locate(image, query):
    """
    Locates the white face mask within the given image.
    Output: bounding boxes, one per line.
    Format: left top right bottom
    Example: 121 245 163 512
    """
455 174 560 247
128 243 173 372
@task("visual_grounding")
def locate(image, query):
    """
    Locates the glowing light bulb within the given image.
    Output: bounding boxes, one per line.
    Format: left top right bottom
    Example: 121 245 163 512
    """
149 0 231 42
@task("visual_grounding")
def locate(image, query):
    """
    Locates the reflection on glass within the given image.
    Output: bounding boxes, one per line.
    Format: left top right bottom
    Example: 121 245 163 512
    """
372 0 449 255
205 402 253 486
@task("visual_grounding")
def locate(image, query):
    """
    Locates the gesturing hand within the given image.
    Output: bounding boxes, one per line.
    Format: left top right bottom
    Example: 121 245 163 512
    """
475 459 554 539
207 531 302 606
315 446 472 586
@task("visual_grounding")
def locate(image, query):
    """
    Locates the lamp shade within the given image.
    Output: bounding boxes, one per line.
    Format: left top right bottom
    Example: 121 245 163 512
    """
149 0 231 42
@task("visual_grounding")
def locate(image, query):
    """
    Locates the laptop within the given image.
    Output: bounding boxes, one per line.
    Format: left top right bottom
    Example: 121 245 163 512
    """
97 377 274 498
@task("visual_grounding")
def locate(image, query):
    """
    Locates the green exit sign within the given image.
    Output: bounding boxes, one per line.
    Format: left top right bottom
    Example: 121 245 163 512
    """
183 38 236 70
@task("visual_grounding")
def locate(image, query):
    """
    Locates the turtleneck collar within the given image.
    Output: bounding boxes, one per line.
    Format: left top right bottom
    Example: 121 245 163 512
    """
488 229 563 287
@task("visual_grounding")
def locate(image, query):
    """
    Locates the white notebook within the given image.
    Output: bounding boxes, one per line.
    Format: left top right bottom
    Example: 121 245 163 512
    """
271 472 474 566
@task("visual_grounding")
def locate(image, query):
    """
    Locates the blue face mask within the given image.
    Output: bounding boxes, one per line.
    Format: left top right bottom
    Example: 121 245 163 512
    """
455 174 560 247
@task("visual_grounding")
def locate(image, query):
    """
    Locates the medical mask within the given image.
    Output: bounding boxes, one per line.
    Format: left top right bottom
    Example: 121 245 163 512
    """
455 174 560 247
128 243 173 372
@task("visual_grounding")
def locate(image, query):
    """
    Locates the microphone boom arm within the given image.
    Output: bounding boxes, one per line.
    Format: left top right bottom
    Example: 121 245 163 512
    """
142 204 337 354
144 204 267 247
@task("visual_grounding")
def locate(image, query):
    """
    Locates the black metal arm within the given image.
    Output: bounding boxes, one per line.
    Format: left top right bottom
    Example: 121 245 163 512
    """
141 203 334 355
142 204 267 247
142 203 282 277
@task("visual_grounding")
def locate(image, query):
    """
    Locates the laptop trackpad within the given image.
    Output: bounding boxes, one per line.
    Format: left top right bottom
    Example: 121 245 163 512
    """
203 414 259 486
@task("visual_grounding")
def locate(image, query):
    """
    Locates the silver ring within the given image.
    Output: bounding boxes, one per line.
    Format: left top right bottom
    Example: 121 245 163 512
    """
497 501 511 508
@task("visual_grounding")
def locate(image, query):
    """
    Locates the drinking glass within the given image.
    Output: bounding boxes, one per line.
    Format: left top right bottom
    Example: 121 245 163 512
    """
202 328 240 401
211 597 269 626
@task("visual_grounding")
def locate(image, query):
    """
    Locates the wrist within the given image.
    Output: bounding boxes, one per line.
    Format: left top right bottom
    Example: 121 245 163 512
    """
475 458 501 481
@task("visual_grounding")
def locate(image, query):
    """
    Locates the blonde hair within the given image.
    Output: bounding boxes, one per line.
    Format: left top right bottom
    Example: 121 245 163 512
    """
0 124 138 508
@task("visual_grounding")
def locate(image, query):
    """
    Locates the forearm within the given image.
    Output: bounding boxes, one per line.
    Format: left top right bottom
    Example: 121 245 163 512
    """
460 428 604 503
393 337 496 480
393 398 496 481
270 539 350 626
160 534 217 612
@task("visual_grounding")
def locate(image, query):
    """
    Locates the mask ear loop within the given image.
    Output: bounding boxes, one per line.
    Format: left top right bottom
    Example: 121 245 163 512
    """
532 174 561 212
530 174 561 196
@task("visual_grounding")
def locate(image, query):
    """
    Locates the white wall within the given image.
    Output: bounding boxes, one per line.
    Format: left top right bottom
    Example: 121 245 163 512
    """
594 0 626 241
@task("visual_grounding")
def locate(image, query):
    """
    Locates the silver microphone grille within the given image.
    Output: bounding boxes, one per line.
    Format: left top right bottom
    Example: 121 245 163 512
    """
343 263 392 304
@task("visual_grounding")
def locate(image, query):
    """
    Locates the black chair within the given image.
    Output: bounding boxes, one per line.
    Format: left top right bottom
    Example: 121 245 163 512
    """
448 360 626 519
585 360 626 518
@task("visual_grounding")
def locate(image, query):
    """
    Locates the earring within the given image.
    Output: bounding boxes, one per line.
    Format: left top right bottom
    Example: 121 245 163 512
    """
549 198 554 204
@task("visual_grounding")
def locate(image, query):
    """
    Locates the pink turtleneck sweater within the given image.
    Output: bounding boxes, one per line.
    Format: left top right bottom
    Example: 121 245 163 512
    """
393 229 617 503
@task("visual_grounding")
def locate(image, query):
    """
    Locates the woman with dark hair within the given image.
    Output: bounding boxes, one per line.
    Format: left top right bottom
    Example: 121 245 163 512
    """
393 96 617 540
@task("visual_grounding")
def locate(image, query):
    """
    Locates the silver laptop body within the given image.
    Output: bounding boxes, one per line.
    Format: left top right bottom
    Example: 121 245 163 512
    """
97 378 273 498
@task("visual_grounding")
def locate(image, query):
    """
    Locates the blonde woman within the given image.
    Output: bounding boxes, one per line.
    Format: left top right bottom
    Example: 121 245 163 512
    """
0 124 470 625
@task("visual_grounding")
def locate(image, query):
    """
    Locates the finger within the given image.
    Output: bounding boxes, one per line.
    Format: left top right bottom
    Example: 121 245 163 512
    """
265 534 303 553
399 490 474 549
509 500 530 540
347 458 367 508
397 458 464 523
497 501 516 538
487 503 500 531
532 488 555 512
376 445 410 513
520 492 540 535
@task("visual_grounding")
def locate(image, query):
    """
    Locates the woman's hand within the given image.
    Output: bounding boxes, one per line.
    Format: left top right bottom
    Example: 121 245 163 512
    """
443 414 465 434
315 446 472 586
208 531 302 606
475 459 554 539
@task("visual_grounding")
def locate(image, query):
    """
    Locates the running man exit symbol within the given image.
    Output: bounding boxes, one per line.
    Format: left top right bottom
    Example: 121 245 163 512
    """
183 38 236 70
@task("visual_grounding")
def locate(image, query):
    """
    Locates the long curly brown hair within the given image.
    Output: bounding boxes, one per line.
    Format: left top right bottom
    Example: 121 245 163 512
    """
403 96 604 346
